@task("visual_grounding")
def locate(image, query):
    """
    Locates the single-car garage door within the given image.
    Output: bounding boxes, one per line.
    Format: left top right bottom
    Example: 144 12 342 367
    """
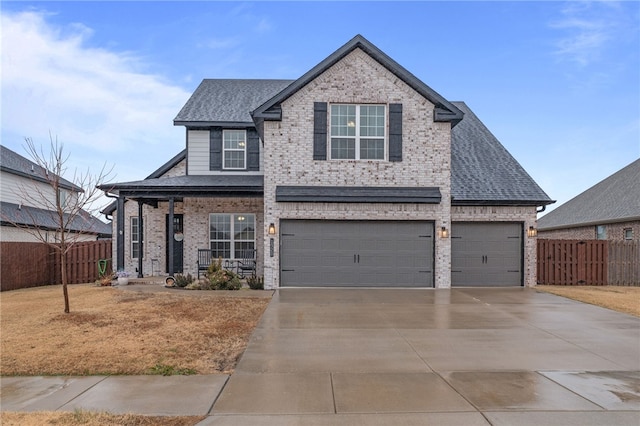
280 220 434 287
451 222 523 287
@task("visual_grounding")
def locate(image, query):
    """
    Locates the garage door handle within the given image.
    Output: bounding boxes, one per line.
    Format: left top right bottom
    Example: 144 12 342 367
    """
354 254 356 263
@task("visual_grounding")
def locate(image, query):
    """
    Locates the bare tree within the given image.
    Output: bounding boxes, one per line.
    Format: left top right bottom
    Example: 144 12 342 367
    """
3 136 113 313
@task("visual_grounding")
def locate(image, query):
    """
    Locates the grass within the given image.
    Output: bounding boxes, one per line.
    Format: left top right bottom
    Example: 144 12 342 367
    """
1 284 270 376
0 410 205 426
536 285 640 317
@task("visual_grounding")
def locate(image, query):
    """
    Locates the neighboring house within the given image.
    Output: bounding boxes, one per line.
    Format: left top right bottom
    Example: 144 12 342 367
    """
100 35 552 288
538 159 640 241
0 145 111 242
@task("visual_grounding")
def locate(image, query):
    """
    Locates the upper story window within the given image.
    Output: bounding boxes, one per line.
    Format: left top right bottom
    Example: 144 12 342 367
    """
330 104 385 160
596 225 607 240
223 130 246 170
624 228 633 240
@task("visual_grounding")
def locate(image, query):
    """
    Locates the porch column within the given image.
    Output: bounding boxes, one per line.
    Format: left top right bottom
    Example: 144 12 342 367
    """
116 195 125 271
137 200 144 278
168 197 174 276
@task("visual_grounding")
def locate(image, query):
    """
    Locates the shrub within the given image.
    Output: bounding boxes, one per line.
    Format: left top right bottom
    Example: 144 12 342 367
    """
247 275 264 290
174 273 194 288
188 258 241 290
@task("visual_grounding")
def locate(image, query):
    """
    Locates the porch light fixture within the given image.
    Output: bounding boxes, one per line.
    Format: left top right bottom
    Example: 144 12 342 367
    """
440 226 449 238
527 226 537 238
268 223 276 235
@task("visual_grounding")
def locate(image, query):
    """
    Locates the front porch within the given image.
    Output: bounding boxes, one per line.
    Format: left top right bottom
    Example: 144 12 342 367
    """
99 174 265 279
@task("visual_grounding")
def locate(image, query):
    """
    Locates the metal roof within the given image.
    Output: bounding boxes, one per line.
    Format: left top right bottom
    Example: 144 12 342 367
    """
538 159 640 230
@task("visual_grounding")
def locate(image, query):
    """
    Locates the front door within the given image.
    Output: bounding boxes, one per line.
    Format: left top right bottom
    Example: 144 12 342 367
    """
166 214 184 274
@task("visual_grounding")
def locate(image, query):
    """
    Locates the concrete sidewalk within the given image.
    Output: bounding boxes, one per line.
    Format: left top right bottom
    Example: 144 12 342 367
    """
2 288 639 425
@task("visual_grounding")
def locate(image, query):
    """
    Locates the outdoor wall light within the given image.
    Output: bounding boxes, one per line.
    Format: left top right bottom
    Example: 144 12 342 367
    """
440 226 449 238
527 226 538 238
268 223 276 235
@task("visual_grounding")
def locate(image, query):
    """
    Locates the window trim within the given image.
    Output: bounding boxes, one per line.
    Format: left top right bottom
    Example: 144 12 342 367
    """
209 213 256 260
329 103 386 161
222 129 247 170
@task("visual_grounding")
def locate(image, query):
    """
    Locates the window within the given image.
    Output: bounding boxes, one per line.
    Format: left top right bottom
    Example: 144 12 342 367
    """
223 130 246 169
624 228 633 240
330 104 385 160
209 214 255 259
596 225 607 240
131 217 141 259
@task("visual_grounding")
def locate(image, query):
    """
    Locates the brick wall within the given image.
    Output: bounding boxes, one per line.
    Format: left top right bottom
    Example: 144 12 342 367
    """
262 48 452 289
539 220 640 241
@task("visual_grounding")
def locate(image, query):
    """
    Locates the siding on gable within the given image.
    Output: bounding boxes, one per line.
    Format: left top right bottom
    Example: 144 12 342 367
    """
187 130 210 175
1 170 60 209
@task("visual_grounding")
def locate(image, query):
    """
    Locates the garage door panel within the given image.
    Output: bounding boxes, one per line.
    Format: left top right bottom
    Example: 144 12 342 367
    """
452 222 522 287
281 220 433 287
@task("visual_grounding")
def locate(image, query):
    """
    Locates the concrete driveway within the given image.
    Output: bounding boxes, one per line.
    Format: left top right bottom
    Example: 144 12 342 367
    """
206 287 640 425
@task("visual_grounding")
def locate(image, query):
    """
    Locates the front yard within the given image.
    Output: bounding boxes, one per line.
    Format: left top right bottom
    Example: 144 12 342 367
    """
0 284 270 376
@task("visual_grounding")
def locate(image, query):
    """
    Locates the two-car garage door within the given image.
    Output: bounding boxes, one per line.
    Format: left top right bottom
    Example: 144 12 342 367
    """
280 220 434 287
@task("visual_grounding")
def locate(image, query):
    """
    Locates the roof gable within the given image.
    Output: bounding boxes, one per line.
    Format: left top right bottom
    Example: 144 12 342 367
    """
251 34 463 128
538 158 640 230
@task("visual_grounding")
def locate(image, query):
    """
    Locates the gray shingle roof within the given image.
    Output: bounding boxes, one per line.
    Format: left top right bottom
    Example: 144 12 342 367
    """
451 102 552 205
0 145 81 192
1 201 112 236
174 79 294 125
538 159 640 230
98 174 263 197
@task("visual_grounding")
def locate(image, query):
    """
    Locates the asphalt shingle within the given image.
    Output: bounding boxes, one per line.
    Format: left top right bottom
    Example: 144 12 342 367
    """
538 159 640 230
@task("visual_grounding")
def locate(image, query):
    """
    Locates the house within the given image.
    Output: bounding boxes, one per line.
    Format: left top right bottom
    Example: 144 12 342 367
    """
538 158 640 241
0 145 112 242
99 35 552 288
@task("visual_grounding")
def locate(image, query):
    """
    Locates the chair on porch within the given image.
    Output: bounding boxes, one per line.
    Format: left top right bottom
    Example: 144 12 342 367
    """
236 249 256 278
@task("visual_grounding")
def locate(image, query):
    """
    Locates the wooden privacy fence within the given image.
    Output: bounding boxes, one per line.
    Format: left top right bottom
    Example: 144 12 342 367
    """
1 240 112 291
537 239 639 286
609 240 640 285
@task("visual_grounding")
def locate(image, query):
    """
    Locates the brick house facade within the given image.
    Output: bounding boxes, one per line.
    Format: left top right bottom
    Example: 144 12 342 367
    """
101 35 552 289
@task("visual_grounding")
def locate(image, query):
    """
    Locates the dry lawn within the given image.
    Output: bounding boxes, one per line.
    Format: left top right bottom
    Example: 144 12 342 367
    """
0 411 205 426
1 284 270 376
536 285 640 317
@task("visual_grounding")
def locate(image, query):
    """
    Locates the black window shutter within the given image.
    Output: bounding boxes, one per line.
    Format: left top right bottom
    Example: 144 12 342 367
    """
313 102 327 160
210 128 222 171
247 128 260 171
389 103 403 162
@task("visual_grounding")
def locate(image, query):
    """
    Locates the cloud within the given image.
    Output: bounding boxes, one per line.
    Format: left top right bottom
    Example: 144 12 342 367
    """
550 1 634 67
1 10 190 177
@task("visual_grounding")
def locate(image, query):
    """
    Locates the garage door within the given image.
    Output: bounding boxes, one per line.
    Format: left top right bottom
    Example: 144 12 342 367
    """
280 220 434 287
451 222 523 287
